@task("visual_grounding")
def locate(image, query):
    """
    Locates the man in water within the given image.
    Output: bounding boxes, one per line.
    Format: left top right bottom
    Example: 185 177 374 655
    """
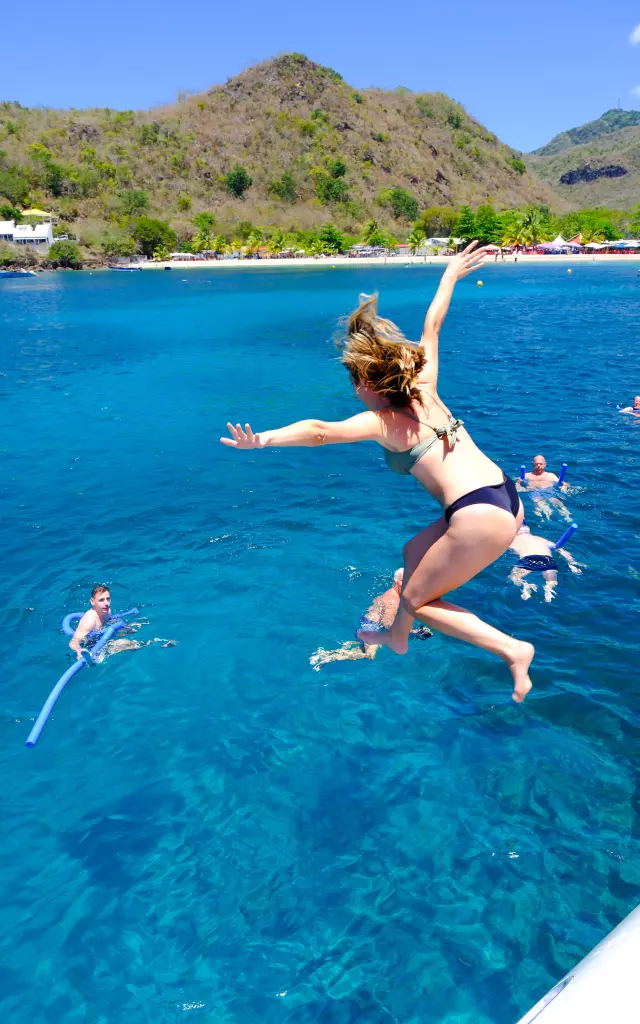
619 396 640 415
69 584 175 661
517 454 567 491
509 524 582 602
310 570 431 671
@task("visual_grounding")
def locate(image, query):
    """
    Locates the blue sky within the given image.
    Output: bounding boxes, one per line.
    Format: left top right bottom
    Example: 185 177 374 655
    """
3 0 640 151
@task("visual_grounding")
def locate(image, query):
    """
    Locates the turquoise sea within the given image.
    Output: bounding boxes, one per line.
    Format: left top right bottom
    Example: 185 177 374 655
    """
1 263 639 1024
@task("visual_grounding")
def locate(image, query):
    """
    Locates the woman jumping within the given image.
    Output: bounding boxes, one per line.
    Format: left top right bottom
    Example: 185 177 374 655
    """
221 242 534 701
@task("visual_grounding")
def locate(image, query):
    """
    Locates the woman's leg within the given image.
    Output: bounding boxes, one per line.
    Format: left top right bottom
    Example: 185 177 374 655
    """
360 503 519 651
411 600 533 702
357 504 533 700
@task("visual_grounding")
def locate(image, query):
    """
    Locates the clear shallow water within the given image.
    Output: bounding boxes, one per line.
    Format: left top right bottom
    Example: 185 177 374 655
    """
1 263 639 1024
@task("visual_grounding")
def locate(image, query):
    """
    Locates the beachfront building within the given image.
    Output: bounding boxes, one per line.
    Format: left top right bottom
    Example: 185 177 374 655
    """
0 220 53 248
12 223 54 248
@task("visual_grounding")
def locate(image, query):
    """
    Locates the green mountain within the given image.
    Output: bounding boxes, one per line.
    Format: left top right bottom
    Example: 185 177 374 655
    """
532 108 640 157
0 53 557 249
528 109 640 208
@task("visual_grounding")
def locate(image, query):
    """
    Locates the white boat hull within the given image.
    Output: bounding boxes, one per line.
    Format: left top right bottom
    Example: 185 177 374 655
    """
517 905 640 1023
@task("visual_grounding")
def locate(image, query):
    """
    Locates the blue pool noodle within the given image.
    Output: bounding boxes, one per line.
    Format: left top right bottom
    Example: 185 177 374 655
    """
551 523 577 550
519 465 526 481
26 609 138 748
61 607 138 636
557 463 568 486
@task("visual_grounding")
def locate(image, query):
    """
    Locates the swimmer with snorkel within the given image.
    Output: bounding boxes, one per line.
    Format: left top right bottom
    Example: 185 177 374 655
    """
310 569 431 670
619 396 640 415
221 242 535 702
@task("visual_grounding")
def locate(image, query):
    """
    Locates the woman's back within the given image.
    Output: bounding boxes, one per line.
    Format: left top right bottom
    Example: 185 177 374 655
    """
380 384 502 508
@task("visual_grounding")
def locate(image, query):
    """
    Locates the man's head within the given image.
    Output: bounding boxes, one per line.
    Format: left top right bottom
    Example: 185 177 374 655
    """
517 525 531 536
532 455 547 475
90 584 111 618
393 568 404 595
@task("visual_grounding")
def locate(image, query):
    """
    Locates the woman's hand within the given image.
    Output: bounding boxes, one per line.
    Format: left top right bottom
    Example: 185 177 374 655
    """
444 240 489 281
220 422 265 449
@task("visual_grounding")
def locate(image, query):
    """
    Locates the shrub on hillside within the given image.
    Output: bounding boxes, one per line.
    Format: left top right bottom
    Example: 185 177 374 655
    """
326 158 346 178
0 169 29 205
225 166 252 198
48 240 82 268
315 175 349 204
0 202 21 221
268 173 297 203
379 187 419 221
119 189 149 216
193 212 216 233
132 217 177 256
508 157 526 175
138 123 160 145
101 233 137 257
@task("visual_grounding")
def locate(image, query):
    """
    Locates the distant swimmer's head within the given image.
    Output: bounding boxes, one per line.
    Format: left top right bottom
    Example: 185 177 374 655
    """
517 525 531 536
393 567 404 594
90 584 111 618
532 455 547 474
340 292 426 409
634 395 640 409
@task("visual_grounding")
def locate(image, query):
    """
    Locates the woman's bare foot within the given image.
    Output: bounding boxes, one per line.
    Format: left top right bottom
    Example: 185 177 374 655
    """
502 640 534 702
356 628 408 654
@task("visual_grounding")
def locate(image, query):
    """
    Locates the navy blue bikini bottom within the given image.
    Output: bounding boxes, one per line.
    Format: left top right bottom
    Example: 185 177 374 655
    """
445 475 520 524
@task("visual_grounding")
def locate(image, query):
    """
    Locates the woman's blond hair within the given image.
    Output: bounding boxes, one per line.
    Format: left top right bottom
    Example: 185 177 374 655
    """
339 293 425 407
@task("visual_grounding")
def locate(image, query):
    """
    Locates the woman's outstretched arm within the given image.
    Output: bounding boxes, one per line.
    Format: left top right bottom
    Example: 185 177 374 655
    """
419 241 488 387
220 411 385 450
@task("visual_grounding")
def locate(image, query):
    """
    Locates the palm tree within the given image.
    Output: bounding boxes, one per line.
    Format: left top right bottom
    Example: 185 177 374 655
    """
501 216 527 248
362 219 380 244
407 225 426 254
245 229 264 255
580 224 605 244
520 208 550 247
266 230 285 256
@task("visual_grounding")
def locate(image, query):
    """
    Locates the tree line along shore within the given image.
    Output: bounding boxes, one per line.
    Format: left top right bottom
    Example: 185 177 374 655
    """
2 195 640 269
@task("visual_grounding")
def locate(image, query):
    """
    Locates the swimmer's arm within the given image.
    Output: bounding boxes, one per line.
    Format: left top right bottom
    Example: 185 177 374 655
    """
69 612 96 659
557 547 583 573
619 407 633 414
419 241 488 385
220 412 384 449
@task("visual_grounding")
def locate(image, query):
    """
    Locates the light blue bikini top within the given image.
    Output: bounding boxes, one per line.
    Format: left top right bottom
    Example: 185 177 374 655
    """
383 387 464 475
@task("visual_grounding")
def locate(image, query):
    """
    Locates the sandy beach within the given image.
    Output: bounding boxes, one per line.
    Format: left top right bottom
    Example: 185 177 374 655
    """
134 253 640 270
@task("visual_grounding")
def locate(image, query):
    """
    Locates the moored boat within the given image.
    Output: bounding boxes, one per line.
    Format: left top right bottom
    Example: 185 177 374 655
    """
0 269 37 278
